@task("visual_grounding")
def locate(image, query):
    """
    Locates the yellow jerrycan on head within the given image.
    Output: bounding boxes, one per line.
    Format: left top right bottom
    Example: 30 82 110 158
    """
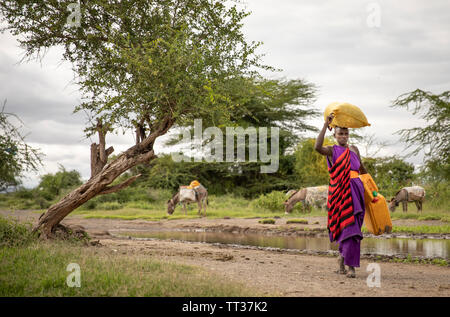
324 102 371 129
359 174 392 235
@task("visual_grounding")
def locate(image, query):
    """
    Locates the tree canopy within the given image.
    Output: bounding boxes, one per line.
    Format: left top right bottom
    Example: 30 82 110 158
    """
0 101 42 191
391 89 449 181
1 0 272 139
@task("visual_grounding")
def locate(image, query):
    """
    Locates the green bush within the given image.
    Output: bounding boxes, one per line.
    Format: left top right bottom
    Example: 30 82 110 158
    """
82 200 97 210
250 190 303 213
0 215 36 247
14 187 34 199
37 165 82 200
422 181 450 211
250 191 286 212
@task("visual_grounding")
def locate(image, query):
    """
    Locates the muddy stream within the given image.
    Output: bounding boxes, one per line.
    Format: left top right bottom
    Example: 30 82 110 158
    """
110 229 450 260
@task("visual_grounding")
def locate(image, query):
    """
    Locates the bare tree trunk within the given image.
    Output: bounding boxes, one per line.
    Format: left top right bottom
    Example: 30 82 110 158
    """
33 116 174 239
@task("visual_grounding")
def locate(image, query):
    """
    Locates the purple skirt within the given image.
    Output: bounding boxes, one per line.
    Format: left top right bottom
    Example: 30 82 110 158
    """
329 177 366 267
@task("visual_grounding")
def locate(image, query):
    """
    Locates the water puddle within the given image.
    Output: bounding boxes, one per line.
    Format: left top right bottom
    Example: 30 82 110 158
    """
113 230 450 259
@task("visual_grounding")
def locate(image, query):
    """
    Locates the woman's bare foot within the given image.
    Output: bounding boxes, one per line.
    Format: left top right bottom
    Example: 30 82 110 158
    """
335 255 347 274
346 266 356 278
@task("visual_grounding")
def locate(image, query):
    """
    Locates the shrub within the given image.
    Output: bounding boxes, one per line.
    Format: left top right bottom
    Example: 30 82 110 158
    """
250 191 286 212
422 181 450 211
250 190 304 213
0 215 36 247
14 187 34 199
82 200 97 210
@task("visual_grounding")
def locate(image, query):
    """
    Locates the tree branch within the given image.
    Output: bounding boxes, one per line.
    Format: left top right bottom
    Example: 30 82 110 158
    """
140 116 175 150
98 174 141 195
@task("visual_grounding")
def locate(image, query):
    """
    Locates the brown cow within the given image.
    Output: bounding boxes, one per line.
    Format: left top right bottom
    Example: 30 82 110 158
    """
388 186 425 213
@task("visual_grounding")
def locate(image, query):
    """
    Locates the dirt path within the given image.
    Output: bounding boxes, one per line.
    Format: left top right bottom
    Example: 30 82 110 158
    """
2 209 450 297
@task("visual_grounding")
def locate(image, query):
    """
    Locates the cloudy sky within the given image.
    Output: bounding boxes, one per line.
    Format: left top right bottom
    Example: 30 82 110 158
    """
1 0 449 188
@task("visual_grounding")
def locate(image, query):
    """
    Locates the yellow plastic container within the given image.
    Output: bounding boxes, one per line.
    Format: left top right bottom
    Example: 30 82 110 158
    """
359 174 392 235
324 102 371 129
188 180 200 188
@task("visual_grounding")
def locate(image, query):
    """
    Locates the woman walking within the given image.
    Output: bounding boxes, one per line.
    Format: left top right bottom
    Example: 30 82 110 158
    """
315 114 368 278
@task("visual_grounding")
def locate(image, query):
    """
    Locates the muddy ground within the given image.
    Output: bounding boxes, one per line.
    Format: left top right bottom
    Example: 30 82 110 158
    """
2 209 449 297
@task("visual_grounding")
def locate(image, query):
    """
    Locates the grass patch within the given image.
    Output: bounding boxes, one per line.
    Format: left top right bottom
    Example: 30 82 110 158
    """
385 255 448 266
0 216 37 247
258 219 276 224
390 212 447 221
417 215 442 221
391 225 450 234
0 214 262 297
0 242 260 296
286 218 309 224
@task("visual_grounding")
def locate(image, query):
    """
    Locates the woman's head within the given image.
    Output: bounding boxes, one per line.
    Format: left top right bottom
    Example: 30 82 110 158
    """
334 126 349 146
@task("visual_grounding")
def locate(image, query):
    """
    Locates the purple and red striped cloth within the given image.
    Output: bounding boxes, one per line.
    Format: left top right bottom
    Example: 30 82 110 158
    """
327 147 355 241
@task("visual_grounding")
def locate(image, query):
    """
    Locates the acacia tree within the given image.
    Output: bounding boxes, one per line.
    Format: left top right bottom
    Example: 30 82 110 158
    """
0 100 43 191
166 78 318 154
391 89 449 181
0 0 274 238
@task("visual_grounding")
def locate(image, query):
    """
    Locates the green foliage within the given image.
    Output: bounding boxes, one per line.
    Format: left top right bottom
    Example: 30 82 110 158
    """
96 202 123 211
0 242 259 296
294 137 334 187
0 215 36 247
76 185 172 211
421 181 450 211
249 190 302 213
391 89 449 182
37 165 82 201
0 0 275 136
250 191 286 212
417 215 442 221
391 225 450 234
0 0 285 217
167 78 319 155
0 101 42 190
362 156 415 197
130 154 299 198
422 158 450 184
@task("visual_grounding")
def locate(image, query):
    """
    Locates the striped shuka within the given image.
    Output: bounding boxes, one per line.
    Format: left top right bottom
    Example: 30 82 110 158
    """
327 147 355 241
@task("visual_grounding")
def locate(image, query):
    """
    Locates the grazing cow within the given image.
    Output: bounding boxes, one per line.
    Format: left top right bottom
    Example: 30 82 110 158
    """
167 184 209 216
388 186 425 213
284 185 328 214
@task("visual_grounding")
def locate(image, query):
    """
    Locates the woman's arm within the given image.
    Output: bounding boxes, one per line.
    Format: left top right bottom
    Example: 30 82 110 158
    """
315 114 333 156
